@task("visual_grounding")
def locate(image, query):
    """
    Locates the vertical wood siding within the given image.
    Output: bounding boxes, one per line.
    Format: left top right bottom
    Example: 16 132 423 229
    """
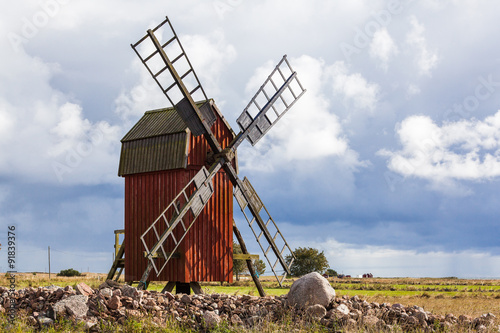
124 109 234 283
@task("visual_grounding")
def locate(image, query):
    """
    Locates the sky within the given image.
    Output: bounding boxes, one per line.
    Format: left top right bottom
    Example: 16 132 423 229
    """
1 0 500 279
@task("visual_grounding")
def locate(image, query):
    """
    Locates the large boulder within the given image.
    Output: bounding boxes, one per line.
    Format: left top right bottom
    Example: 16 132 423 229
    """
287 272 335 308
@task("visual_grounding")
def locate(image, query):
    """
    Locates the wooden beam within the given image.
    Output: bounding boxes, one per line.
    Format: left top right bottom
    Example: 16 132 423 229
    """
143 251 181 259
161 281 176 294
233 253 259 260
190 282 204 294
233 220 266 297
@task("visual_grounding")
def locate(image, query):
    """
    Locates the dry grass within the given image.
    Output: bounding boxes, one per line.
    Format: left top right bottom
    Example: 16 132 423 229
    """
364 294 500 318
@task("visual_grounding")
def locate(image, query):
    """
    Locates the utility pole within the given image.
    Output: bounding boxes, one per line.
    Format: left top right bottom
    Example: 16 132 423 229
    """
48 246 51 279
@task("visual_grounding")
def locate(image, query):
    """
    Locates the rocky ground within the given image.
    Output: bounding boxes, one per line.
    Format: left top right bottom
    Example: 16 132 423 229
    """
0 278 498 332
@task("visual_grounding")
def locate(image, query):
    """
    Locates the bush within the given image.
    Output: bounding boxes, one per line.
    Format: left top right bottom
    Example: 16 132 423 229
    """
57 268 81 277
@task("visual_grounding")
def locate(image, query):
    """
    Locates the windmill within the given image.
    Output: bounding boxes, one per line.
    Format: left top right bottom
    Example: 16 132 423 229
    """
108 17 306 295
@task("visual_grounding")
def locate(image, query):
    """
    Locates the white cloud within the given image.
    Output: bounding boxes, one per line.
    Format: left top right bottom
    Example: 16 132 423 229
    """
378 111 500 190
181 30 237 100
328 61 380 111
369 28 399 71
406 83 421 97
317 238 500 278
0 21 121 185
406 16 439 76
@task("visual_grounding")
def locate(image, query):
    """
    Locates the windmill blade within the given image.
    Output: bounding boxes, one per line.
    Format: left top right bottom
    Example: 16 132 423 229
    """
233 176 295 286
131 17 216 137
233 55 306 148
140 161 223 281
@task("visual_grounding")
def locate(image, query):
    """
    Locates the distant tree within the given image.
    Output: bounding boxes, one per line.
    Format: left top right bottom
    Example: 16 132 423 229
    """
326 268 338 277
252 259 266 276
285 247 329 277
57 268 81 277
232 242 247 281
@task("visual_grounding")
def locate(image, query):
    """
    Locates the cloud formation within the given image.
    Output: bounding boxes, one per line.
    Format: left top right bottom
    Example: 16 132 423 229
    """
370 28 399 70
0 24 121 185
329 61 380 111
379 111 500 189
406 16 439 76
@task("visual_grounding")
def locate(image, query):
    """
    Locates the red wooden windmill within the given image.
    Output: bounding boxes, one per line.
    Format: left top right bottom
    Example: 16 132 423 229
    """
107 17 306 295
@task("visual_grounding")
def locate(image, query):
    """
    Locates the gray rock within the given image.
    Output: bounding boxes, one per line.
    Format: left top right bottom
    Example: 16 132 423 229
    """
27 315 37 326
336 303 350 315
181 294 191 304
52 295 88 319
363 315 380 327
230 314 243 326
121 285 143 301
37 316 54 326
287 272 335 308
306 304 327 319
107 295 122 310
75 282 94 297
105 279 122 288
99 288 113 298
392 303 404 310
203 310 221 328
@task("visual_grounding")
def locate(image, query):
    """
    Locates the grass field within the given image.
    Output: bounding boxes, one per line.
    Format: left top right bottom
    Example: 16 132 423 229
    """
1 273 499 331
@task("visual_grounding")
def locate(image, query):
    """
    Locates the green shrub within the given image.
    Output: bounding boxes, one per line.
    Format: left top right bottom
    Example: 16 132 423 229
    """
57 268 81 277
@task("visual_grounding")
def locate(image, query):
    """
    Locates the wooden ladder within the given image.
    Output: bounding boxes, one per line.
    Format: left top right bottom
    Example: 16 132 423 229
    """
106 230 125 281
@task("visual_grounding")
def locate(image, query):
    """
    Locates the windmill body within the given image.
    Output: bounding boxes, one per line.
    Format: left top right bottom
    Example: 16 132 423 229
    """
107 17 306 293
118 101 236 284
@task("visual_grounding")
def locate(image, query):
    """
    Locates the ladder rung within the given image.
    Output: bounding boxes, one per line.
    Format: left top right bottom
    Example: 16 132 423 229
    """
170 233 178 245
171 52 185 64
162 214 169 227
161 35 177 49
252 100 262 112
280 95 289 108
189 85 201 96
287 84 297 99
180 69 193 80
154 66 168 78
144 49 159 63
277 66 287 81
269 77 279 92
152 18 170 32
131 34 149 48
164 81 178 94
261 88 271 102
272 105 280 117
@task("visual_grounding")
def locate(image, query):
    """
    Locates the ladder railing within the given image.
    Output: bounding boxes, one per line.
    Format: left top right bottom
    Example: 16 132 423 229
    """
107 230 125 282
233 177 294 286
235 55 306 147
131 17 208 107
140 163 222 277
